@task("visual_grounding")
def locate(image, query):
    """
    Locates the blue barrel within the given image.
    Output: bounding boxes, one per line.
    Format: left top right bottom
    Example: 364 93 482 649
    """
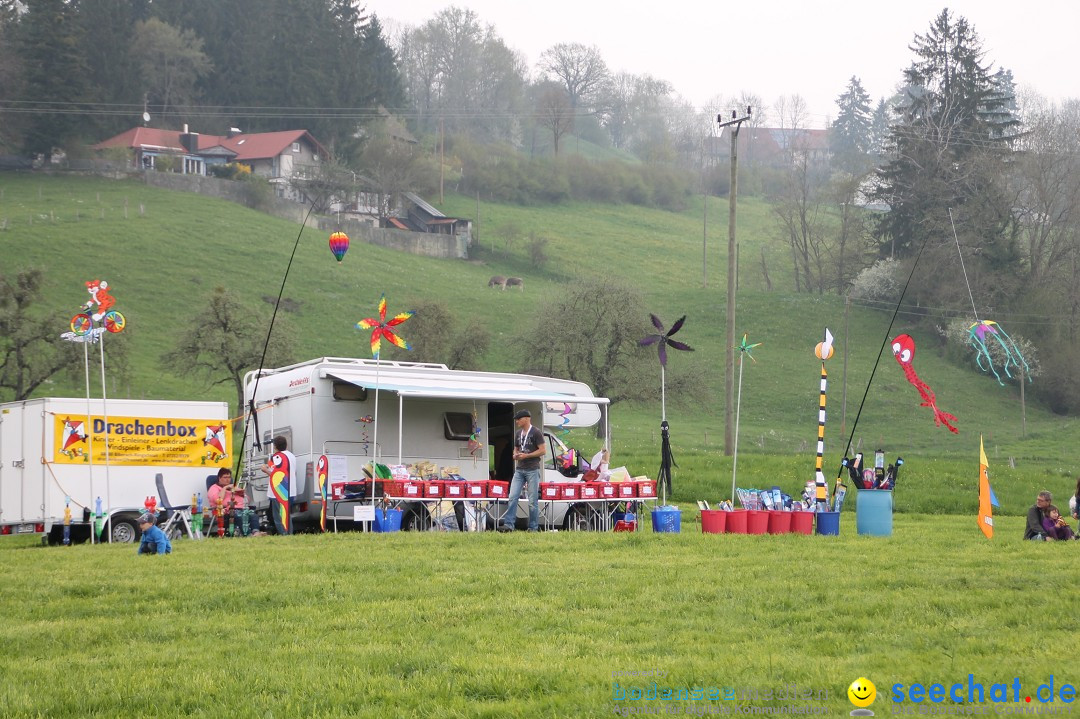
651 506 681 533
373 508 403 533
856 489 893 536
815 511 840 536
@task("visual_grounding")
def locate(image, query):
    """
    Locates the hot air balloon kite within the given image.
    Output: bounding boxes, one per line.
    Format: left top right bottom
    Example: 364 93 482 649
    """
329 232 350 263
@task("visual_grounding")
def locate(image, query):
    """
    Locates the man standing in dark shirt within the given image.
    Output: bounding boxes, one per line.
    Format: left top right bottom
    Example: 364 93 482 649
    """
499 409 546 532
1024 490 1052 541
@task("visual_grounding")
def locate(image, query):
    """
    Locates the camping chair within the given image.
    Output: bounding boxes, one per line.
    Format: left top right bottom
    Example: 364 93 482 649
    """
155 473 201 540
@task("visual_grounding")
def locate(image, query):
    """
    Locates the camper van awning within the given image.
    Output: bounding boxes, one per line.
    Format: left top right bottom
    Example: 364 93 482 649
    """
326 372 609 405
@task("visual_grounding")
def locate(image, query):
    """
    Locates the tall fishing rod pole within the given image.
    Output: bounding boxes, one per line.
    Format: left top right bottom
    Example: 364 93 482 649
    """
234 191 326 484
837 230 933 478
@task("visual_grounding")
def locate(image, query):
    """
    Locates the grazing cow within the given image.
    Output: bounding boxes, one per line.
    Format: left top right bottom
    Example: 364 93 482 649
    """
506 277 524 291
488 275 507 290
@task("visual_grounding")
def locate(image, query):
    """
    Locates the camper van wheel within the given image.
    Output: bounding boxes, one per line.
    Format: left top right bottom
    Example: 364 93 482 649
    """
400 505 431 532
563 504 596 532
110 518 139 544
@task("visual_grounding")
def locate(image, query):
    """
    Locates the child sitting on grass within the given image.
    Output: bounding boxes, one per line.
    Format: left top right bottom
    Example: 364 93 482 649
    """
137 513 172 554
1041 505 1076 541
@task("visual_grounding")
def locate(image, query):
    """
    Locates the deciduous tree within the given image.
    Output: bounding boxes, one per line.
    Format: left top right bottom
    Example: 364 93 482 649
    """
162 287 295 414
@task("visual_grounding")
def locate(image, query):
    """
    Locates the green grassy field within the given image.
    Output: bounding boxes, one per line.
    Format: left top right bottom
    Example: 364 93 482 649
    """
2 172 1078 718
0 514 1075 718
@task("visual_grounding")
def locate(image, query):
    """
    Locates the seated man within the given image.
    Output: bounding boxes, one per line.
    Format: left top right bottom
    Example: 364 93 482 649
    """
207 467 261 536
1024 490 1052 541
137 513 172 555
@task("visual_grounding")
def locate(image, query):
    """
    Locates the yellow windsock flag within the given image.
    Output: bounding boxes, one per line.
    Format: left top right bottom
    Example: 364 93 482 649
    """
978 435 993 539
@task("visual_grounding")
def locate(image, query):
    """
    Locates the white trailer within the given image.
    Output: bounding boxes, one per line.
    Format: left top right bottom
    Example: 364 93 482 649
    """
240 357 610 531
0 397 231 543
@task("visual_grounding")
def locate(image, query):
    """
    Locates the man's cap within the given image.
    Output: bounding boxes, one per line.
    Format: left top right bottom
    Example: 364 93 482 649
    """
137 513 154 525
513 409 531 420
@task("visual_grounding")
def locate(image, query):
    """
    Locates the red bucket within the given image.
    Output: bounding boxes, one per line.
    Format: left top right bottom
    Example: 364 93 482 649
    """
789 511 814 535
746 510 769 535
724 510 748 534
767 510 792 534
701 510 727 534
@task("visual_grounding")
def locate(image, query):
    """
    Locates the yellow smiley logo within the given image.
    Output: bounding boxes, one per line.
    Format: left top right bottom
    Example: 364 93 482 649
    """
848 677 876 708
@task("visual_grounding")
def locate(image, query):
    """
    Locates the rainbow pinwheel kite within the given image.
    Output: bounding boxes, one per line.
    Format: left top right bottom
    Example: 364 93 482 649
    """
356 294 414 360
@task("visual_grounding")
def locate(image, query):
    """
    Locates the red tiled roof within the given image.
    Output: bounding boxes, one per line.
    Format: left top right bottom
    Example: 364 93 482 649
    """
93 127 328 160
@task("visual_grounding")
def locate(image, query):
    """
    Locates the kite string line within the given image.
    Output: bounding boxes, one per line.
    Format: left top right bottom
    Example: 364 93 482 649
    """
948 207 980 322
838 230 932 470
234 191 325 483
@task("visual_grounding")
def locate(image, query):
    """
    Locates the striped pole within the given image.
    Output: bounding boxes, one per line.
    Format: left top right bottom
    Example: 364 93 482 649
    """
815 362 829 510
814 329 834 511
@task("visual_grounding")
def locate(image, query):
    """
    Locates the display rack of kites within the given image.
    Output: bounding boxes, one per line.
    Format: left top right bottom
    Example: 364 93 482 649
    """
58 280 128 543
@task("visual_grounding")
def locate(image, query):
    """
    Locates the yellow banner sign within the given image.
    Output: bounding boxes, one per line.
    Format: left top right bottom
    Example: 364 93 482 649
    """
53 414 232 467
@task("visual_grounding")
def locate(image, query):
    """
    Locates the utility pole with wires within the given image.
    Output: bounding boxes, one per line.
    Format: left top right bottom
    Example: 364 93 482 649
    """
719 106 751 456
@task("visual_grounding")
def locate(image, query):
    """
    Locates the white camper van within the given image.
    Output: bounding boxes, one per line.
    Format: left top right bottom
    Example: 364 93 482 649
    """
0 397 231 543
240 357 610 531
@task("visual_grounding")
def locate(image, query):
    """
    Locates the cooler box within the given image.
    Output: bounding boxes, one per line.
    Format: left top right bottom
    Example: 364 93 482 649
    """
725 509 748 534
701 509 726 534
423 481 443 498
651 506 681 533
746 510 769 535
856 489 893 536
465 481 488 498
444 481 465 498
580 483 599 499
617 482 638 499
488 480 509 498
372 508 402 533
637 480 657 498
559 483 581 500
767 510 792 534
540 483 559 500
599 483 618 499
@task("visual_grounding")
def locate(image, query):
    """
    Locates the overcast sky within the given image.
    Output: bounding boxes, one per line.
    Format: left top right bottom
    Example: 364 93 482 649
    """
366 0 1077 129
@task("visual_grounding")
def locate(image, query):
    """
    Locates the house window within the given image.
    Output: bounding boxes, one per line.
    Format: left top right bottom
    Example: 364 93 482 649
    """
183 157 203 175
313 154 318 162
292 142 300 152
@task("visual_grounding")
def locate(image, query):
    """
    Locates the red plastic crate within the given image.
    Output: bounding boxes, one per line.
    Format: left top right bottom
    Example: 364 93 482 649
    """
598 482 618 499
444 482 465 498
580 483 599 499
636 480 657 498
488 480 509 498
465 480 488 498
423 481 443 498
617 482 638 498
382 480 403 497
540 483 559 500
401 480 423 498
559 483 581 500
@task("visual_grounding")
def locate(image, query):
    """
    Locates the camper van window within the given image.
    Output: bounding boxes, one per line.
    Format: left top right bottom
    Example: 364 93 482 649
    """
443 412 473 440
332 381 368 401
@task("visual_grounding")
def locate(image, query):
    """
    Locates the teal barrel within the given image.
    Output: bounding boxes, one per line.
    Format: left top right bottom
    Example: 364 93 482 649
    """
856 489 893 537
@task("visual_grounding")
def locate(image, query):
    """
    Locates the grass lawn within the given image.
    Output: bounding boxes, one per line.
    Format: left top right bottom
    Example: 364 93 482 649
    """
0 513 1074 718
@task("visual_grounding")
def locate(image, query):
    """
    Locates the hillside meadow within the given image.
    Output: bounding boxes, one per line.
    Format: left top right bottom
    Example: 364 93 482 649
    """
0 171 1077 518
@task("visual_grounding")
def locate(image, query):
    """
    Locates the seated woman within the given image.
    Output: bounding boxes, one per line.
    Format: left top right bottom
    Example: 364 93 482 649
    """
207 467 261 536
1041 505 1076 541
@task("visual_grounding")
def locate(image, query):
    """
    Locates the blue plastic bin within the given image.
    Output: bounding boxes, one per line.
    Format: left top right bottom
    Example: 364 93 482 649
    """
856 489 893 537
373 508 403 533
815 511 840 536
651 506 681 533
